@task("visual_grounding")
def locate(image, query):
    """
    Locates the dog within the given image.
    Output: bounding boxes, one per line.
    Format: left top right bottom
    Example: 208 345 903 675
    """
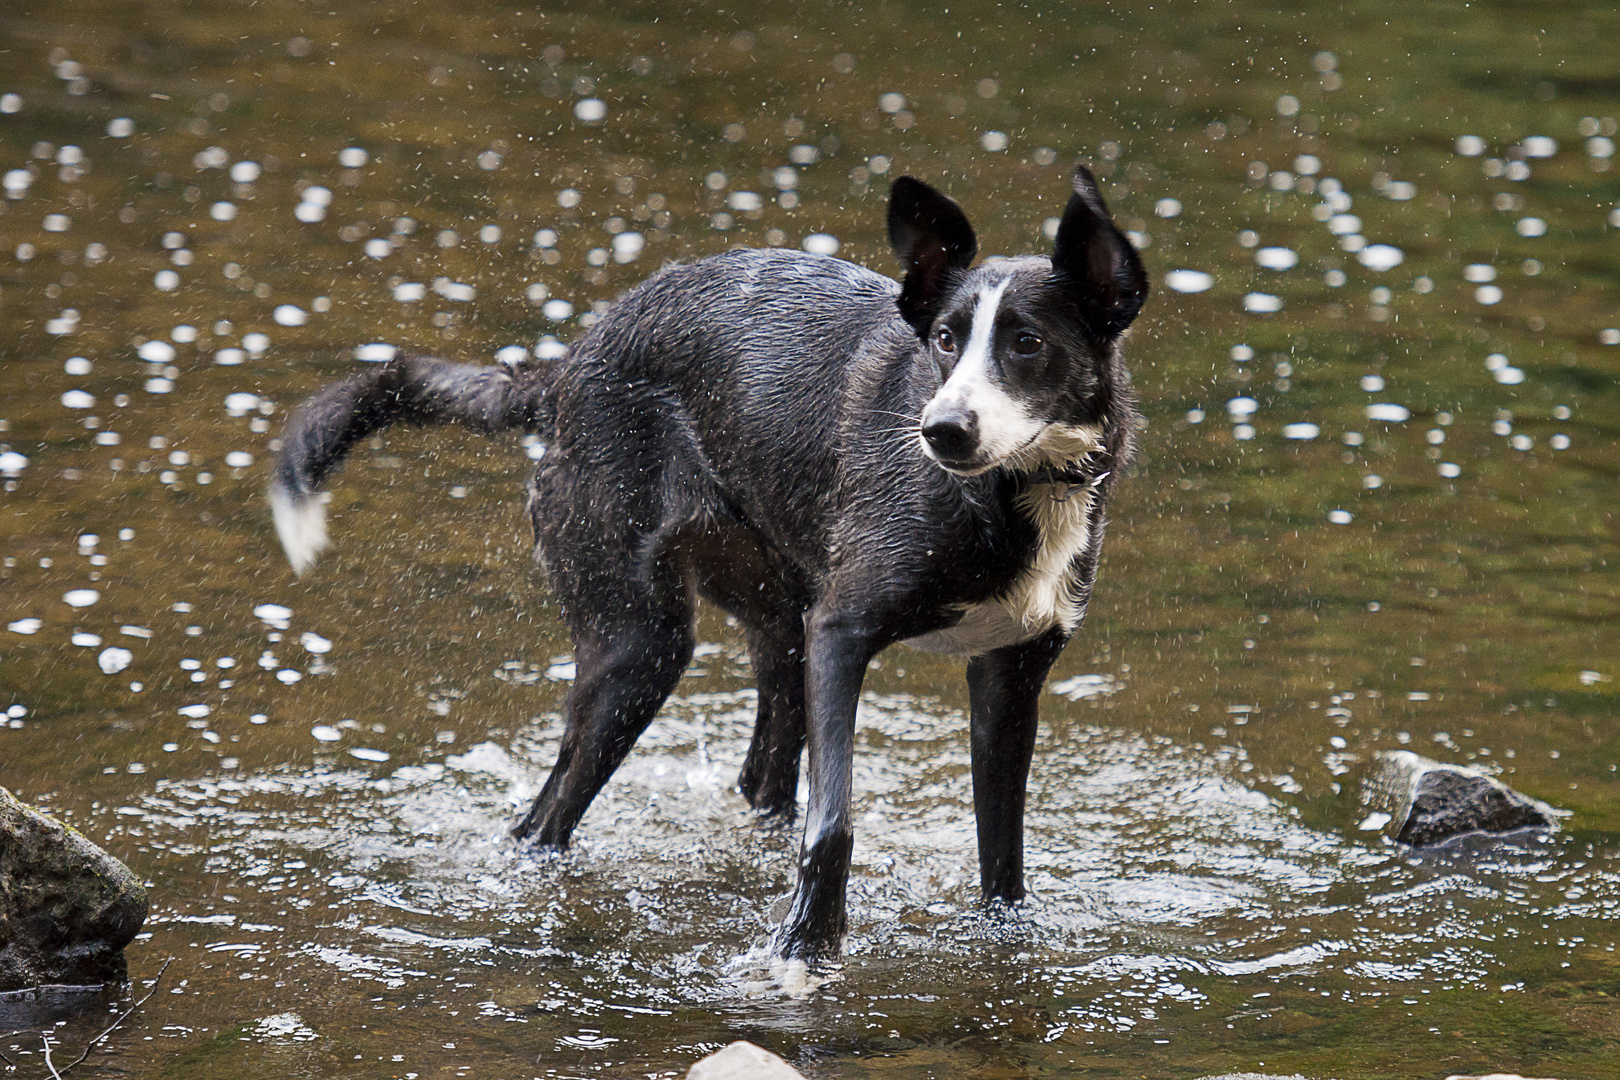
270 163 1147 963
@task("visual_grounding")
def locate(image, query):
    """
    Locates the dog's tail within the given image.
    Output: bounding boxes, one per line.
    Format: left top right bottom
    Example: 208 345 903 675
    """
270 354 543 574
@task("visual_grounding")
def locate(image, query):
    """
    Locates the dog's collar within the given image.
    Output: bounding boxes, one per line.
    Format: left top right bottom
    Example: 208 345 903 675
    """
1023 455 1109 503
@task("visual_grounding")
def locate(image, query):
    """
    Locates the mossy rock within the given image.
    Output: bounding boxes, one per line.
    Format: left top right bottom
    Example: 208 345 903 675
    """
0 787 148 991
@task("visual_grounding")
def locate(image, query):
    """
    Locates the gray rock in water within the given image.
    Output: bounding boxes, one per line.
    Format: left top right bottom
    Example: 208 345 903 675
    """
687 1041 806 1080
1360 751 1562 847
0 787 148 991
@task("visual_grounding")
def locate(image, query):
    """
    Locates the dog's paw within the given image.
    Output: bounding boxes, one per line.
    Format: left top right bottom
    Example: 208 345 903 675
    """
725 946 840 998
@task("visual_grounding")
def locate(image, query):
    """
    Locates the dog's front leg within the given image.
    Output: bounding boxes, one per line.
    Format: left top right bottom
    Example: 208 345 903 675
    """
966 629 1068 903
772 606 882 962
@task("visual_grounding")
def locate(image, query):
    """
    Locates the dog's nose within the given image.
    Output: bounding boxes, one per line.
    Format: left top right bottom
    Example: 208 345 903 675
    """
921 409 978 461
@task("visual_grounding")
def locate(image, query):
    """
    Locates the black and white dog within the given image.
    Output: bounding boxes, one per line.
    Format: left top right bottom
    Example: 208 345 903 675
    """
271 163 1147 962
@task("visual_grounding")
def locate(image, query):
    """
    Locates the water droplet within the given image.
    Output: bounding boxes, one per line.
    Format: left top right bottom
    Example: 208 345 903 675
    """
1255 247 1297 271
1358 245 1404 271
99 646 133 674
338 147 369 168
1226 397 1258 418
253 602 293 624
1521 136 1558 158
1365 403 1410 422
311 724 342 742
1164 269 1213 293
1515 217 1547 237
273 305 308 326
355 343 396 362
61 389 95 409
209 201 236 221
573 98 607 124
1283 423 1320 440
63 589 100 608
178 703 211 718
7 618 42 634
349 747 390 763
432 278 476 302
1328 510 1353 524
1455 135 1486 156
1242 292 1283 313
802 233 840 255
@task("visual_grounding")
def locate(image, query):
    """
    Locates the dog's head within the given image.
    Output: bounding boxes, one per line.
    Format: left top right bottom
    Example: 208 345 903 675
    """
888 165 1147 476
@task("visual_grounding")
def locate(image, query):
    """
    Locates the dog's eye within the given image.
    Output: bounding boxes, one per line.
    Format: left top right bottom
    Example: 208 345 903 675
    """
935 327 957 353
1012 331 1044 355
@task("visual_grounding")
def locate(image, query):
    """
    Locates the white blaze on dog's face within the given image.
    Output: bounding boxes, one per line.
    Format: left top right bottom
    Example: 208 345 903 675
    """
917 262 1104 475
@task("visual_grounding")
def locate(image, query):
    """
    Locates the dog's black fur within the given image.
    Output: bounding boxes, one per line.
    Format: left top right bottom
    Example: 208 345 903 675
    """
271 164 1147 962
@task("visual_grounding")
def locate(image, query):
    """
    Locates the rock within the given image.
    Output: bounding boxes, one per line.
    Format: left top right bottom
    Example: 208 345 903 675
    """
1360 751 1562 847
687 1041 806 1080
0 787 148 991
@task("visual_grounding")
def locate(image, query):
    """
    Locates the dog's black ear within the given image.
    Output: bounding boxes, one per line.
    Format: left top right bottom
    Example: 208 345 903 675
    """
888 176 978 334
1052 164 1148 337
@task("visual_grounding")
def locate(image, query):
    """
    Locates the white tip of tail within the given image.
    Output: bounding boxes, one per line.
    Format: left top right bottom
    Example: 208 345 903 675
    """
270 482 329 574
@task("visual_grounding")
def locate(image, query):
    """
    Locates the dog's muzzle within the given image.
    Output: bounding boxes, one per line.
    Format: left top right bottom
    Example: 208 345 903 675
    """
920 404 979 468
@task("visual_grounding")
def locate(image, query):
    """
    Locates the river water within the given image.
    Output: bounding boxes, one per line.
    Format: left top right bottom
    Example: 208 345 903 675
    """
2 2 1618 1077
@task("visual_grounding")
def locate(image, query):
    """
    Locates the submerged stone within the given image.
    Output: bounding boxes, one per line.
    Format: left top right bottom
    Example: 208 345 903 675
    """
687 1041 805 1080
0 787 147 990
1361 751 1561 847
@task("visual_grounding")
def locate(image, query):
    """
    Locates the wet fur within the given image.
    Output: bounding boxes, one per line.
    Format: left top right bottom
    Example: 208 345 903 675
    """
270 165 1147 963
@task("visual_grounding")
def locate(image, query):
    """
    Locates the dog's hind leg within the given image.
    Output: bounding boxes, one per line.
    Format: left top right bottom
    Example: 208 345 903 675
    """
737 626 806 820
511 572 696 850
966 630 1067 903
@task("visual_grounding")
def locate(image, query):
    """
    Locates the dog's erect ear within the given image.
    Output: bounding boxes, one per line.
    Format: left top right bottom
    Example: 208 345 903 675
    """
888 177 978 334
1052 164 1148 337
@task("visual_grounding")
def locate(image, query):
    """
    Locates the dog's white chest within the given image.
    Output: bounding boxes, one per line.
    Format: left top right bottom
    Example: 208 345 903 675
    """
903 486 1095 657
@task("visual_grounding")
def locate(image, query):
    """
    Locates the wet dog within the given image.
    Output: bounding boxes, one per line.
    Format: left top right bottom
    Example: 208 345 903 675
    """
271 163 1147 962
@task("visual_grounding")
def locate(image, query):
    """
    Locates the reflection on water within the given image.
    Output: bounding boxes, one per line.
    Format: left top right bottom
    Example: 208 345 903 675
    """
2 0 1618 1077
